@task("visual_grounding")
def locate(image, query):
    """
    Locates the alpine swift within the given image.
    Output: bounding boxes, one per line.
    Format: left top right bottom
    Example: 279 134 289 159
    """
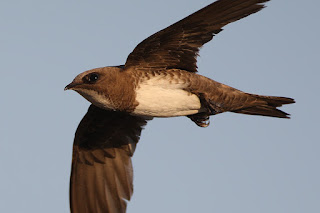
65 0 295 212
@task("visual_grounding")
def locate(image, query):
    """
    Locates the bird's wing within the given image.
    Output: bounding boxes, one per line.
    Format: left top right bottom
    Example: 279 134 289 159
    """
125 0 269 73
70 105 148 213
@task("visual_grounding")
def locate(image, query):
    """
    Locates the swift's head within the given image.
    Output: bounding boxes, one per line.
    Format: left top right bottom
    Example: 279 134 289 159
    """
65 66 123 109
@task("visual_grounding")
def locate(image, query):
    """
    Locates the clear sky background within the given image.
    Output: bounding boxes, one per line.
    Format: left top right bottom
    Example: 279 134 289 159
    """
1 0 319 212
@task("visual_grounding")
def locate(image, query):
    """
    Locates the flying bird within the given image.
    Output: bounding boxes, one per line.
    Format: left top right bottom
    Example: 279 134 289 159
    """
65 0 294 212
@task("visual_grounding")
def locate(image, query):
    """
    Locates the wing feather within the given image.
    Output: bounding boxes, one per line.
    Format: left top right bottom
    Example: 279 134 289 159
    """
125 0 269 72
70 105 148 213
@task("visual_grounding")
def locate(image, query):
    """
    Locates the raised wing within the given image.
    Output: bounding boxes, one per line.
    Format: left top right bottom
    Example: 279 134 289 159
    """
125 0 269 72
70 105 148 213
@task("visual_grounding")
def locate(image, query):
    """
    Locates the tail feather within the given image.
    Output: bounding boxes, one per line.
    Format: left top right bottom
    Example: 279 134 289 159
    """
232 95 295 118
249 94 295 107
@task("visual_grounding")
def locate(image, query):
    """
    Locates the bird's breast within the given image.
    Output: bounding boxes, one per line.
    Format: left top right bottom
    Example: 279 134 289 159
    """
132 76 202 117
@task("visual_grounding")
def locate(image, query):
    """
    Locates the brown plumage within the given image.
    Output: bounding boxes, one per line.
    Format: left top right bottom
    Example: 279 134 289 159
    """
181 72 294 123
70 105 148 213
125 0 270 72
66 0 294 212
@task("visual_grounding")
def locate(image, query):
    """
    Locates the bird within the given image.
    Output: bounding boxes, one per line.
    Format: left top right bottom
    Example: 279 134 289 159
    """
65 0 294 212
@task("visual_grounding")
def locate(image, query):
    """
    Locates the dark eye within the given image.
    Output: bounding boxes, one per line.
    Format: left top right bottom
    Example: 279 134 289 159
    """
86 73 99 83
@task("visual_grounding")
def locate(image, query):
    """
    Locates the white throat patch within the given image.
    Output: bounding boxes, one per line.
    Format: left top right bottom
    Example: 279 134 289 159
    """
75 89 115 110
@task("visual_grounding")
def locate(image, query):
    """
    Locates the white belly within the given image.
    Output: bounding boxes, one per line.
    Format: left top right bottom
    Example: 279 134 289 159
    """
132 82 201 117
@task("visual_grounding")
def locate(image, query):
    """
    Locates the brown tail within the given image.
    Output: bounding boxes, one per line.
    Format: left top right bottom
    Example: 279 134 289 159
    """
232 95 295 118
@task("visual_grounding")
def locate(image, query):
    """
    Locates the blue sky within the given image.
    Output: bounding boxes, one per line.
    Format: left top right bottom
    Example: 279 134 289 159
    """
1 0 319 212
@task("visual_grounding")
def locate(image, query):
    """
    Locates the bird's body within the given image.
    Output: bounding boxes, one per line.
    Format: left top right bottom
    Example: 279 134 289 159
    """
65 0 295 212
67 66 294 127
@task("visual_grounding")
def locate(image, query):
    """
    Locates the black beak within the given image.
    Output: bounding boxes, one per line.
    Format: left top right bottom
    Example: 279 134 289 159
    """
64 82 79 91
64 83 72 91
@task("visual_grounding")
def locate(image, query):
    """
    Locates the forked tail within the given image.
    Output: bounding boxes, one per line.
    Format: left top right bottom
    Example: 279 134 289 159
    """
232 94 295 118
